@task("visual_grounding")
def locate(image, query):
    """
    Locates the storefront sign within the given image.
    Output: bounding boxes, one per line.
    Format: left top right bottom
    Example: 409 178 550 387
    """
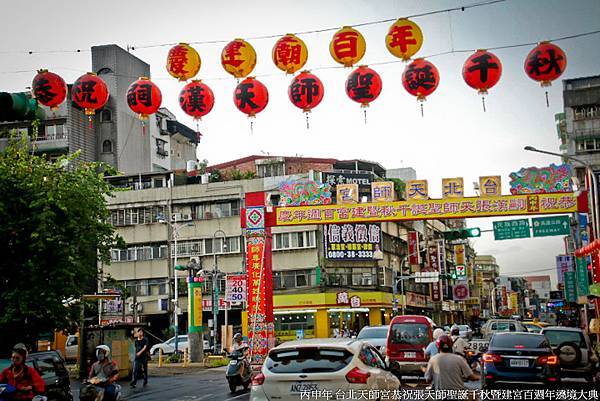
202 298 231 311
442 178 464 198
428 243 439 272
246 235 269 365
454 244 465 265
371 181 395 202
406 292 428 308
225 274 247 302
406 180 428 200
188 282 203 333
337 183 359 204
453 284 470 301
564 271 578 303
408 231 420 265
575 257 589 296
501 286 508 306
322 172 372 188
509 292 518 312
275 193 580 226
431 281 441 302
336 291 361 307
437 239 446 274
556 255 574 284
479 176 502 197
324 223 381 260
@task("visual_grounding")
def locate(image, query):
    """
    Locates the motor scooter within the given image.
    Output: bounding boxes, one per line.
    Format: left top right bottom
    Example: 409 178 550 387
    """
79 380 122 401
226 348 252 393
0 384 47 401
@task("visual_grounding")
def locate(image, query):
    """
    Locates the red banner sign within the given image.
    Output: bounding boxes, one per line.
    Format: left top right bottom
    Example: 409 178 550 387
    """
408 231 420 265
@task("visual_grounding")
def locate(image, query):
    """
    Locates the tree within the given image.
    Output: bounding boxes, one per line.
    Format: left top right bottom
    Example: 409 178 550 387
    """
0 137 122 353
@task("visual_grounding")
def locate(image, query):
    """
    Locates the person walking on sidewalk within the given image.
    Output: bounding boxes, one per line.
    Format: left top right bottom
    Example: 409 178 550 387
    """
130 328 149 388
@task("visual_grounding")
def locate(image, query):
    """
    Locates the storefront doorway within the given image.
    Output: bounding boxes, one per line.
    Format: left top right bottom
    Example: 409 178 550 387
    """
328 308 370 337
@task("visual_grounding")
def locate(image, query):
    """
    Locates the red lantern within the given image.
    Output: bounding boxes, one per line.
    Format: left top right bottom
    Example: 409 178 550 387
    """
402 58 439 116
233 77 268 117
179 80 215 120
71 72 109 127
462 50 502 111
288 71 324 128
126 77 162 120
345 66 382 124
525 41 567 106
31 69 67 109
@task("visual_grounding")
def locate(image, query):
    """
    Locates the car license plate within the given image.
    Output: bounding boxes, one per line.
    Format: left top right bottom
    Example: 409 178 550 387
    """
404 352 416 358
290 382 319 393
509 359 529 368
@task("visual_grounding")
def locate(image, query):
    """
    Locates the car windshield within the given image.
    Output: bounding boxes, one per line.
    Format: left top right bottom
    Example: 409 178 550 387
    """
543 330 586 348
357 327 388 339
458 325 470 331
491 334 549 349
525 324 542 333
265 347 353 374
390 323 429 346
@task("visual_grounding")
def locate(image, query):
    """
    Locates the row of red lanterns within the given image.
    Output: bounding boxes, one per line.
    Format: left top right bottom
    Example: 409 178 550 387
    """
575 239 600 258
29 41 566 127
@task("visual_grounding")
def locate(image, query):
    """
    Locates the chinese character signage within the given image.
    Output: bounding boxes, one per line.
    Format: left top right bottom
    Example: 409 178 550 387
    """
431 281 441 302
454 244 466 265
371 181 395 202
406 180 428 200
406 292 428 308
202 298 231 311
336 183 359 204
575 257 589 296
324 223 381 260
225 274 247 302
428 243 440 272
479 176 502 197
453 284 470 301
442 178 464 198
436 239 446 274
532 215 570 237
275 193 579 226
322 172 372 188
556 255 574 284
493 219 531 240
188 282 203 333
509 164 573 195
246 236 269 365
408 231 420 265
564 271 577 303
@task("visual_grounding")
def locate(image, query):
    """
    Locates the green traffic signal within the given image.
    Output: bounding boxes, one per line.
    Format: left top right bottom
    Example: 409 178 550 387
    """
443 228 481 240
451 272 457 279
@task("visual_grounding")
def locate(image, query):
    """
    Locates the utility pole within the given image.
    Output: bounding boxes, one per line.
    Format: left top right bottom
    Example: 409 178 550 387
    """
187 258 203 362
212 230 227 353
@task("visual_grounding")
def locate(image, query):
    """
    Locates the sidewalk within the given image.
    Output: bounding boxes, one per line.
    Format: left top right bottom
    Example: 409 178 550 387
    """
148 361 228 376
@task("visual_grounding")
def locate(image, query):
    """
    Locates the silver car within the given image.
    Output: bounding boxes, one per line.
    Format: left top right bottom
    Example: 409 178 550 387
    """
480 319 528 340
356 325 389 356
541 326 599 382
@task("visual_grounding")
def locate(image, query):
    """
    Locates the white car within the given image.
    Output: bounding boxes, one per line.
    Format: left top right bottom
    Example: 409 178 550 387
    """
250 338 400 401
356 325 389 356
150 335 210 355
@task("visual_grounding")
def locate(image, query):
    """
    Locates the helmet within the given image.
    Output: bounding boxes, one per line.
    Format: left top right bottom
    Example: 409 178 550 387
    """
436 335 453 353
233 333 243 341
451 325 460 336
432 328 445 340
95 345 111 358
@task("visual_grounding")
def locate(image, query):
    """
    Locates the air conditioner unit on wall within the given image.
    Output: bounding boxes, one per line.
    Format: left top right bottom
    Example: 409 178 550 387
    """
171 213 192 222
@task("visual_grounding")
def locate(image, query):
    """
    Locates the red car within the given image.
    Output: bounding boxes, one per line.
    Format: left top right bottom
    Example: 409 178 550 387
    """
387 315 436 378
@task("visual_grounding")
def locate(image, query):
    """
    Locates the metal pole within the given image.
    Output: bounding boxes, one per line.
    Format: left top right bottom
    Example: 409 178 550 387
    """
400 257 406 315
174 223 179 355
392 269 398 315
212 230 227 354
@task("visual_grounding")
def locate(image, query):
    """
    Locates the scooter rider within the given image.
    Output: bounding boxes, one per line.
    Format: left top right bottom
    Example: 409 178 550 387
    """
0 344 45 400
230 334 249 370
450 326 469 357
88 345 119 401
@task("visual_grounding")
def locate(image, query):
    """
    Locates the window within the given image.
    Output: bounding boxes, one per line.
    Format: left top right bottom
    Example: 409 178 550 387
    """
110 244 167 262
102 139 113 153
156 138 168 157
543 330 586 348
148 279 167 296
34 358 58 381
266 348 352 374
389 323 430 346
100 109 112 122
273 231 316 251
491 334 549 349
257 163 284 178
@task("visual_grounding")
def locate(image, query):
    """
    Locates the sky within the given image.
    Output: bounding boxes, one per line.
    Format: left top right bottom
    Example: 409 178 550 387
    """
1 0 599 286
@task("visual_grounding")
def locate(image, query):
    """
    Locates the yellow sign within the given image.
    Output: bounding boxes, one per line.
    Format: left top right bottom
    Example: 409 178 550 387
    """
443 178 464 198
371 181 395 202
275 193 580 226
509 292 519 312
273 291 392 309
454 244 466 265
406 180 428 200
337 183 359 204
479 176 502 197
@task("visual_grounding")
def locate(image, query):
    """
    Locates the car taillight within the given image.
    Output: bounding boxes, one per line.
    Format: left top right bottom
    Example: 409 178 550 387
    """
345 367 370 384
482 353 502 363
252 372 265 386
537 355 558 365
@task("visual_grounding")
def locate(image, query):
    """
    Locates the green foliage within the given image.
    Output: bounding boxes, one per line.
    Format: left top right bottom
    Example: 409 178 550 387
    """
208 357 229 367
230 168 244 181
198 159 209 174
0 136 122 352
209 169 223 183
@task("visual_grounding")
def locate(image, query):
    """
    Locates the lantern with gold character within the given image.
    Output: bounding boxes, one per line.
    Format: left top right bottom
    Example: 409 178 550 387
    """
221 39 257 79
329 26 366 67
385 18 423 61
272 34 308 74
166 43 201 81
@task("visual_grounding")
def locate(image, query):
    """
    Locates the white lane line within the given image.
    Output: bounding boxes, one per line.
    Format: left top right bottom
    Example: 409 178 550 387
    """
222 392 249 401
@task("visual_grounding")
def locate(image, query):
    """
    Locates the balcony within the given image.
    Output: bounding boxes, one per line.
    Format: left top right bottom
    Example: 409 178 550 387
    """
573 127 600 140
33 131 68 153
273 268 395 291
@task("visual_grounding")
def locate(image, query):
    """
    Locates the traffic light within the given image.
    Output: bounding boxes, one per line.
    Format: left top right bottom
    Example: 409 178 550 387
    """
443 227 481 240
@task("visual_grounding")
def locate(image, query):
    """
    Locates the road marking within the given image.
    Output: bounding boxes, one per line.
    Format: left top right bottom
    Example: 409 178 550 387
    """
223 392 250 401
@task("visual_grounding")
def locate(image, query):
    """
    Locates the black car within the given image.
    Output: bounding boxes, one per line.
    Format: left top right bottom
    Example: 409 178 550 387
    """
0 351 73 401
482 332 560 389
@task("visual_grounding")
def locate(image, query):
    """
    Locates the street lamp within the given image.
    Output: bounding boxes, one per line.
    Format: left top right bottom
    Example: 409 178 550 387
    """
159 216 193 355
211 229 227 353
524 145 599 237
